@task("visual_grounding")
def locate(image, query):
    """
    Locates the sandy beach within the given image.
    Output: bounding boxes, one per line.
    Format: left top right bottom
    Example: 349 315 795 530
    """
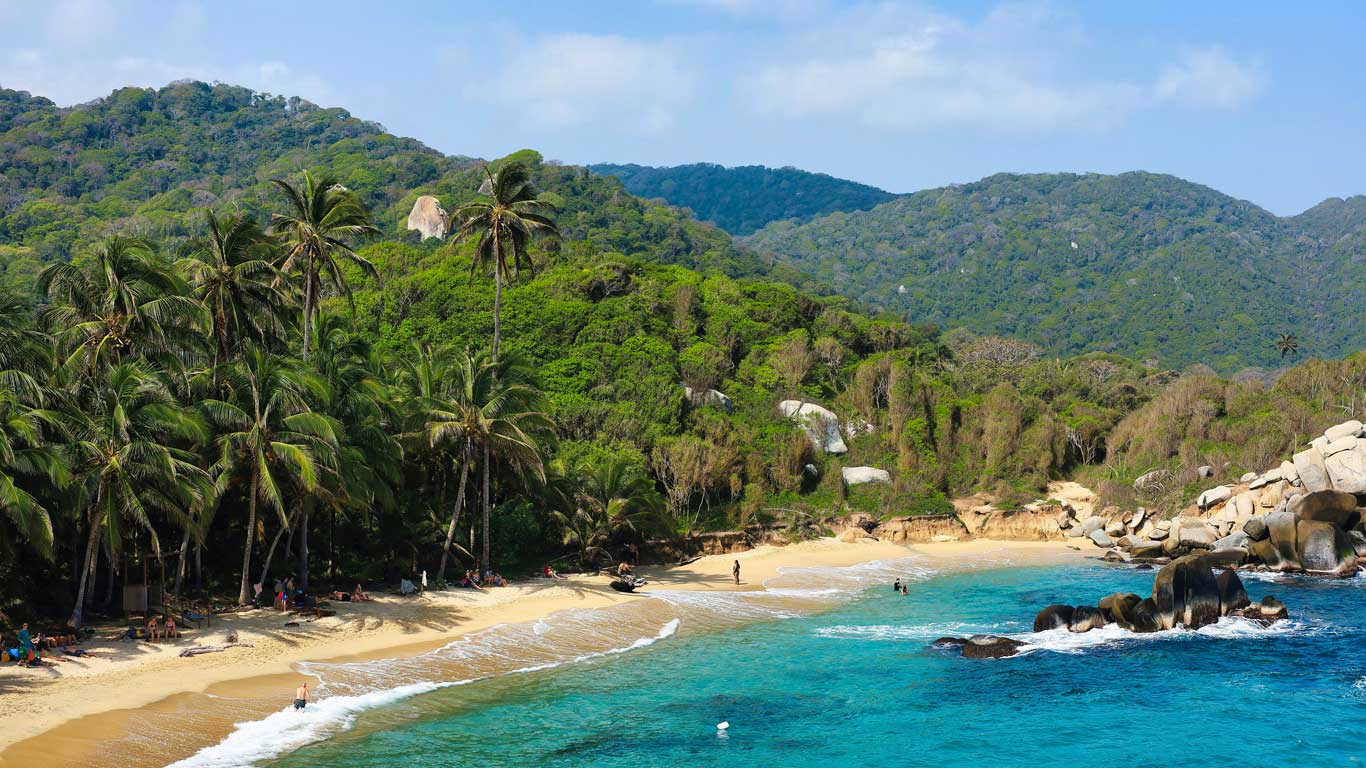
0 537 1083 768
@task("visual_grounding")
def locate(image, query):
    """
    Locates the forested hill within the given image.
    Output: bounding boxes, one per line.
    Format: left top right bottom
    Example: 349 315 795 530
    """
589 162 898 235
748 172 1366 370
0 81 784 289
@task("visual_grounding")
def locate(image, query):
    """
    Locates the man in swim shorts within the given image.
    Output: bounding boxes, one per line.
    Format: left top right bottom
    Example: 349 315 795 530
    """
295 681 309 711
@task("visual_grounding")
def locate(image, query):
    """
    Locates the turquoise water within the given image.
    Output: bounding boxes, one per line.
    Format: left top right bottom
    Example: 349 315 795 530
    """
176 557 1366 768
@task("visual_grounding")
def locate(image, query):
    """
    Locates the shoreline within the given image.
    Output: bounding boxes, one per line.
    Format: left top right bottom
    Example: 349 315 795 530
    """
0 538 1083 768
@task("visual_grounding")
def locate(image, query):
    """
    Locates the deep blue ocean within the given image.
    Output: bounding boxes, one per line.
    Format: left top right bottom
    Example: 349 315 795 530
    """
171 554 1366 768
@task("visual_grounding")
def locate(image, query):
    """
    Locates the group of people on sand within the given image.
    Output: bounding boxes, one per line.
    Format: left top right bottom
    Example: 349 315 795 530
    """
5 623 93 665
145 613 179 641
460 569 507 589
329 584 372 603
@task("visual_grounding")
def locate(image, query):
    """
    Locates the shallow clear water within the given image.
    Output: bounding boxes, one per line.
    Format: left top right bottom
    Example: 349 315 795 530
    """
177 558 1366 768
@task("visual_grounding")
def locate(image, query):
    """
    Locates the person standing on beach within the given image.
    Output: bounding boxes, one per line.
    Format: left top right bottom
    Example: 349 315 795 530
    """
295 682 309 711
17 623 31 663
732 560 741 585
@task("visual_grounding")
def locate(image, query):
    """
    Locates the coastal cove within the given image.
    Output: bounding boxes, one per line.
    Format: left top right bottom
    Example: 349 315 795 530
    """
2 539 1078 768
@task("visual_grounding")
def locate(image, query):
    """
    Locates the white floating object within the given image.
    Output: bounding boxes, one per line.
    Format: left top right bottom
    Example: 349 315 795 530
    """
717 721 729 731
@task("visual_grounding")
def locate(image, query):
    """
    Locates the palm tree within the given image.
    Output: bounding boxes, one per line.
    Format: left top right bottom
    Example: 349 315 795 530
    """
0 388 65 558
423 349 554 575
38 236 204 372
1276 333 1299 360
397 341 467 584
270 171 379 362
451 162 561 360
177 211 291 371
553 457 663 568
203 347 336 605
65 363 208 628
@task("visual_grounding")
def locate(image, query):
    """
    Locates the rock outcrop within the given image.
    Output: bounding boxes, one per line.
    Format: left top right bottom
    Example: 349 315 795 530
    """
405 195 449 240
778 400 848 454
841 466 891 486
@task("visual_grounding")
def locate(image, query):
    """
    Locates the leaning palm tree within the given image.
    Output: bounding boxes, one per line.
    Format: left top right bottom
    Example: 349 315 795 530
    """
1276 333 1299 360
203 346 336 605
553 457 663 569
178 211 291 371
65 363 208 628
451 162 561 360
424 349 554 576
38 236 204 373
270 171 379 362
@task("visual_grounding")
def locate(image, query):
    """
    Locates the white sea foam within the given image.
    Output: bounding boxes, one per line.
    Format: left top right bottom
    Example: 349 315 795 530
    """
176 618 681 768
815 621 1016 641
1013 616 1308 655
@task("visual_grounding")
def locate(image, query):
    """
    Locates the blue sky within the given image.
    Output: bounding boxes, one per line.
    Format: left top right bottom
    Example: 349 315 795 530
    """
1 0 1361 215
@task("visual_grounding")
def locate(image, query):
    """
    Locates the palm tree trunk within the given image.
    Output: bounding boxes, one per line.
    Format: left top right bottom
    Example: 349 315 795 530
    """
437 458 471 584
69 506 107 628
298 503 310 591
194 542 203 589
237 469 260 605
173 529 190 597
481 443 491 572
302 265 315 362
492 230 502 362
258 522 289 596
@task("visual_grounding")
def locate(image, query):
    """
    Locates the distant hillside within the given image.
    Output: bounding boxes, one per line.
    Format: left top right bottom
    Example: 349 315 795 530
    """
0 82 783 290
589 162 897 236
748 172 1366 370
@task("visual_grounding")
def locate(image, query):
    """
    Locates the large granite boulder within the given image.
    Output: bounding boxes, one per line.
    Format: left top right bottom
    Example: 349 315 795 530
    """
1068 605 1105 633
1233 595 1288 626
960 634 1024 659
1177 522 1219 549
1289 490 1358 527
1295 519 1357 576
1130 541 1166 559
1248 538 1290 570
1292 448 1332 492
1033 604 1075 632
1213 531 1250 551
1099 592 1142 625
1325 420 1365 441
1128 597 1164 633
405 195 449 240
1243 516 1269 541
1215 569 1250 615
1265 510 1301 568
778 400 848 454
1079 515 1105 534
1089 530 1114 548
1197 486 1232 510
1324 442 1366 493
841 466 891 486
1152 554 1221 630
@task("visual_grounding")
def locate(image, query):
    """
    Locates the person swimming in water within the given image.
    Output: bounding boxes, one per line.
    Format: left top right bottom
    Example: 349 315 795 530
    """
893 578 902 592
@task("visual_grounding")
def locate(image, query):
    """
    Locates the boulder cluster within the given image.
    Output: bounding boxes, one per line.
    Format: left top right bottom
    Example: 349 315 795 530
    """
777 399 848 454
1069 420 1366 578
935 554 1288 659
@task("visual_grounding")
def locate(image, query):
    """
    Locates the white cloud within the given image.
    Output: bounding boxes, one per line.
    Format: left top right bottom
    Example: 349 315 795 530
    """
44 0 118 44
1155 47 1262 109
484 33 696 134
738 1 1259 133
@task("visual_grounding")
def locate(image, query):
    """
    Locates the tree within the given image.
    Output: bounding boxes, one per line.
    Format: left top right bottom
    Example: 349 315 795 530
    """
38 236 203 373
66 363 208 627
0 388 64 558
772 332 813 399
178 211 290 371
204 347 336 605
270 171 379 362
451 162 561 360
1276 333 1299 360
424 350 553 574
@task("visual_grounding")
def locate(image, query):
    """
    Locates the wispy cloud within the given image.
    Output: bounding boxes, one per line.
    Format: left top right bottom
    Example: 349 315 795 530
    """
737 2 1261 133
482 33 696 134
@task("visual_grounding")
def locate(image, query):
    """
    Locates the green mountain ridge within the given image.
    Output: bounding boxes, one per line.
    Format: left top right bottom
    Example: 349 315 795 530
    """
747 171 1366 370
589 162 897 236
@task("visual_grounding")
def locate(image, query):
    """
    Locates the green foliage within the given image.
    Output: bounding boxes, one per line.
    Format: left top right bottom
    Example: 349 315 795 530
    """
589 163 897 235
748 171 1366 370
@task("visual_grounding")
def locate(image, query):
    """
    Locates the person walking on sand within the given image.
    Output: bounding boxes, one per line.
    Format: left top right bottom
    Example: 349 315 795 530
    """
294 682 309 711
732 560 741 585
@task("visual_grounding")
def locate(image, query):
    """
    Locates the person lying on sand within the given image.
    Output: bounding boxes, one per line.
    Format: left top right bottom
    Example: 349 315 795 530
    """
330 590 352 602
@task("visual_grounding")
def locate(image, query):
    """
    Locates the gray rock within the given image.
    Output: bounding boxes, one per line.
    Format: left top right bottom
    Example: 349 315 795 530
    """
1214 531 1250 551
1350 530 1366 557
1239 471 1259 483
1292 448 1332 493
1197 485 1232 510
1324 442 1366 493
1116 534 1144 551
1105 517 1128 537
1198 465 1214 479
1065 526 1086 538
1296 519 1357 576
1279 459 1300 486
1325 420 1365 442
1068 605 1106 633
840 466 891 486
1177 523 1219 549
1033 604 1074 632
1322 436 1358 457
1216 569 1251 615
1133 469 1173 491
778 400 848 454
1265 510 1300 567
1149 526 1170 541
1288 489 1357 526
1243 516 1269 541
1130 541 1166 559
1079 516 1105 534
960 635 1024 659
1089 529 1114 548
1153 554 1221 630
